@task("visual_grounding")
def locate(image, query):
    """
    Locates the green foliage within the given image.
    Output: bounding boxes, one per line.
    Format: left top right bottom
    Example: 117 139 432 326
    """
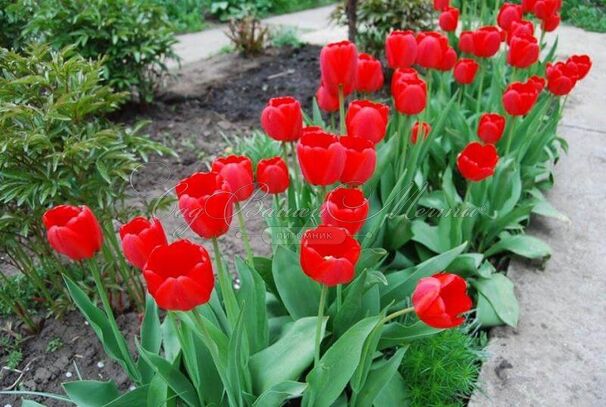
400 328 486 407
0 45 172 319
332 0 434 54
271 27 303 49
0 0 37 49
562 0 606 32
209 0 334 21
6 350 23 369
225 11 270 56
23 0 177 102
46 337 64 353
226 130 282 167
153 0 207 33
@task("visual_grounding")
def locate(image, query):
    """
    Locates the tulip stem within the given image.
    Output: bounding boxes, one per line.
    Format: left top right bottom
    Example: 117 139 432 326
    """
282 142 298 207
289 141 302 190
475 62 484 114
211 238 239 327
382 306 415 323
87 258 140 383
235 202 254 266
338 85 345 134
314 285 328 368
336 284 342 313
505 116 517 156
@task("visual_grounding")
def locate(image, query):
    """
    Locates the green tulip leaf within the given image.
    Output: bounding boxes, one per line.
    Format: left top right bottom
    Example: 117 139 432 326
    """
372 371 409 406
379 320 444 350
352 347 407 407
485 234 551 259
63 380 120 407
253 381 307 407
138 295 161 384
471 273 519 327
235 257 269 353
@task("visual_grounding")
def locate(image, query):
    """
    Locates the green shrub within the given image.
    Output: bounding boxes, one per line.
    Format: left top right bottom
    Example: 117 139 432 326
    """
153 0 207 33
562 0 606 32
0 45 172 322
271 26 303 48
0 0 37 50
400 328 486 407
332 0 434 54
23 0 178 102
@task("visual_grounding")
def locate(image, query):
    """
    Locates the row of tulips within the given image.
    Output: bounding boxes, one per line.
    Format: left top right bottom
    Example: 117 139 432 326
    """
10 0 592 405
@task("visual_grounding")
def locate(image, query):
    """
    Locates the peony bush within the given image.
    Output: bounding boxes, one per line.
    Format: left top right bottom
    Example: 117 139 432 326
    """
3 0 592 405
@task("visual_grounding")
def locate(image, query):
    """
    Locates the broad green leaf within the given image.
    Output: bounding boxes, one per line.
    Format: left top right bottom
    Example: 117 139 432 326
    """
379 321 443 349
253 381 307 407
272 246 320 319
411 220 450 253
352 348 407 407
63 380 119 407
485 234 551 259
303 316 382 407
372 371 409 406
475 292 506 327
138 295 161 384
471 274 519 327
250 316 326 394
103 386 148 407
235 257 269 353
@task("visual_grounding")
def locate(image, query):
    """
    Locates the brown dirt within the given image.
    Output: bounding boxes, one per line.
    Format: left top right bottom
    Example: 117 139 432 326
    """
1 44 321 406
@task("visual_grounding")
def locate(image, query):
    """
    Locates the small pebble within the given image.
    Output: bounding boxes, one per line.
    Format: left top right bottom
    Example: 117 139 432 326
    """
97 361 105 368
5 403 13 407
84 321 89 326
65 371 72 378
129 385 136 391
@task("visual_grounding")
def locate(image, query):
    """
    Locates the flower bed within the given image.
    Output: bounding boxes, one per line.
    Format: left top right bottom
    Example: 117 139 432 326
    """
1 0 593 406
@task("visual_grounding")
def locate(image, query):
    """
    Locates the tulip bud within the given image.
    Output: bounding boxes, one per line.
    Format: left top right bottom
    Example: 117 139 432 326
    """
439 7 459 32
340 136 377 186
507 33 539 68
212 155 254 202
392 74 427 115
296 131 346 186
260 96 303 142
385 30 418 70
355 53 384 93
345 100 389 144
502 80 540 115
316 84 339 113
456 142 499 182
453 58 479 84
497 3 523 30
459 31 474 54
119 217 168 270
320 187 369 235
320 40 358 96
477 113 506 144
472 26 502 58
411 121 432 144
256 156 289 194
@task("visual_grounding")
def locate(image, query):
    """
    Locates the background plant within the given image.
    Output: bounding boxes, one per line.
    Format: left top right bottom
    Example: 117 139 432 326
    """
225 8 271 56
0 45 173 326
153 0 208 33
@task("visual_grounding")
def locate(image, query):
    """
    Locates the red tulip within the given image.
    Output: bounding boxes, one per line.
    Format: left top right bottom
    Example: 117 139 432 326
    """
439 7 459 32
502 81 539 116
437 46 457 71
411 121 432 144
385 30 418 70
412 273 472 328
477 113 506 144
497 3 523 30
340 136 377 186
345 100 390 144
527 75 546 92
533 0 561 20
300 225 360 286
320 40 358 96
212 155 254 202
356 53 384 93
457 142 499 182
546 62 578 96
541 13 560 32
321 187 369 235
391 68 419 93
119 217 168 270
459 31 474 54
42 205 103 261
506 20 534 44
507 33 539 68
143 240 214 311
385 30 417 69
416 31 452 69
392 74 427 115
316 84 339 113
433 0 449 11
256 156 289 194
260 96 303 142
297 131 346 186
567 55 592 80
521 0 537 13
453 58 479 84
472 26 502 58
176 171 233 239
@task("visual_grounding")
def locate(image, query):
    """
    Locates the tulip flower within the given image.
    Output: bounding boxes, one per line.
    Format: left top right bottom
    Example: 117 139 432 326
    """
477 113 506 144
256 156 289 194
502 81 540 116
412 273 472 329
392 74 427 115
176 171 234 239
541 12 560 32
457 142 499 182
497 3 523 30
567 55 592 79
436 47 457 72
345 100 390 144
297 130 346 186
507 33 539 69
119 217 168 270
340 136 377 186
385 30 418 70
527 75 546 92
506 20 534 44
260 96 303 142
546 62 578 96
533 0 561 20
321 187 369 235
316 84 339 113
472 26 502 58
433 0 449 11
391 68 419 93
453 58 479 84
521 0 537 13
143 239 214 311
416 31 453 70
459 31 474 54
300 225 361 286
212 155 254 202
42 205 103 261
320 40 358 96
411 121 432 144
355 53 384 93
439 7 459 32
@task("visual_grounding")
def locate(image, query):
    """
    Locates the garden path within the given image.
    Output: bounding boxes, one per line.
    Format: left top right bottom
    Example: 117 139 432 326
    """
172 8 606 406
